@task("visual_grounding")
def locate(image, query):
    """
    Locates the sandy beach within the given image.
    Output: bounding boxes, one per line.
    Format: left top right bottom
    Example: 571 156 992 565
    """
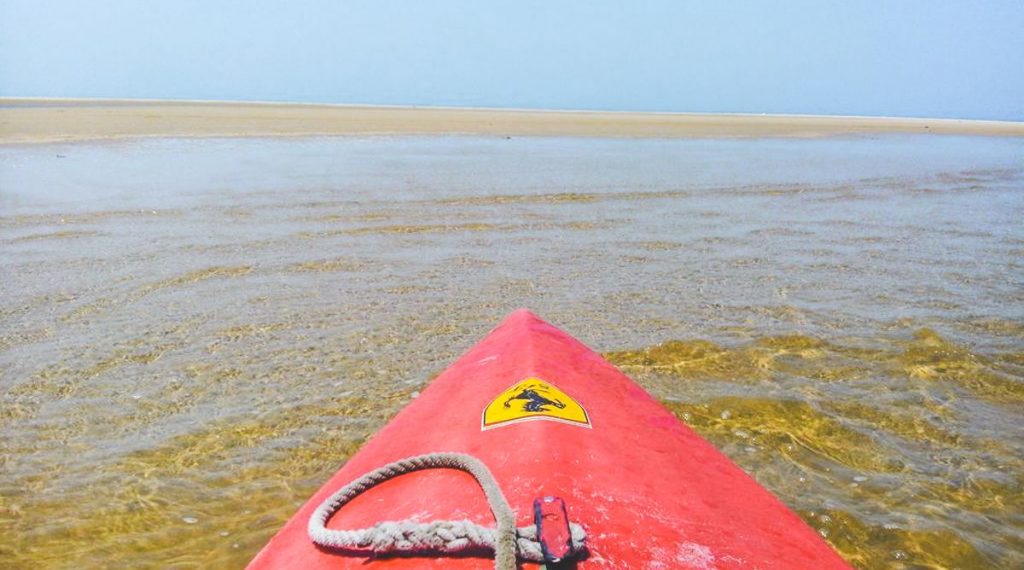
3 98 1024 144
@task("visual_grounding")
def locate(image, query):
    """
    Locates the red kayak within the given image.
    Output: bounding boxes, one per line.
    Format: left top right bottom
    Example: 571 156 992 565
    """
248 309 852 569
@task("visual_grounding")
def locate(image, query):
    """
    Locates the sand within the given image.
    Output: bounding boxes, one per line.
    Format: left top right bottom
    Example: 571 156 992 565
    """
2 98 1023 144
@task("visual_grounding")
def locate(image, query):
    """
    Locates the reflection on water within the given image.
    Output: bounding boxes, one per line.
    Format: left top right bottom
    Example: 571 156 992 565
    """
1 135 1022 569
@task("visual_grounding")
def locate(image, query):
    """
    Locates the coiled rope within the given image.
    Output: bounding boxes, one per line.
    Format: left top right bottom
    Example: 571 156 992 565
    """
308 452 586 570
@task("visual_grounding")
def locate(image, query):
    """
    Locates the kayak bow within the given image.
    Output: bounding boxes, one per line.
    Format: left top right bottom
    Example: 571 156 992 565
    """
248 309 852 569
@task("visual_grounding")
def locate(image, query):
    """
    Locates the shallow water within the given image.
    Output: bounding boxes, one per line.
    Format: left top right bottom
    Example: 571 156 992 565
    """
1 135 1022 569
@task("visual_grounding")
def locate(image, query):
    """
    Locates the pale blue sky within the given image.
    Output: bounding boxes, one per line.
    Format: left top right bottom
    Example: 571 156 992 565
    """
2 1 1022 120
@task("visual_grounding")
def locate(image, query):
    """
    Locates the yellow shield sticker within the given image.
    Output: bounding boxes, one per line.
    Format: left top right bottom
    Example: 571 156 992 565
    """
482 377 590 430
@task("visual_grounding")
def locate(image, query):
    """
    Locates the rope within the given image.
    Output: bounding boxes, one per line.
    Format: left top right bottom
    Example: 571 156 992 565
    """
308 452 586 570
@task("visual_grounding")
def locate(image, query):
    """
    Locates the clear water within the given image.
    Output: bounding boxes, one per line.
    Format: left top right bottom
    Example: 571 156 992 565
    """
1 135 1022 568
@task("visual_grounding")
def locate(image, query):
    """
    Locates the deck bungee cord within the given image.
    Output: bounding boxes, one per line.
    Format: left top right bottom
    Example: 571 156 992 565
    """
308 452 586 570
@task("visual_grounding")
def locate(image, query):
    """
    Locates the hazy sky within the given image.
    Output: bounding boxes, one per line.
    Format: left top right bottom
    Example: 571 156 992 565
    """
2 1 1022 120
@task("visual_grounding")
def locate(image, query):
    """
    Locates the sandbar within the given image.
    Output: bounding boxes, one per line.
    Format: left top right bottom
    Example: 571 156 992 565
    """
2 98 1023 144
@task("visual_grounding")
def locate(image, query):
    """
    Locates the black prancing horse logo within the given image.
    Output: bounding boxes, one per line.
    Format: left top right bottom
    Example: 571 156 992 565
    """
504 387 567 413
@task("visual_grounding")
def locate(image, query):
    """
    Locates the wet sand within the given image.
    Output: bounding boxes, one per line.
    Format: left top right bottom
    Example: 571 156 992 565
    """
3 98 1024 144
2 135 1023 569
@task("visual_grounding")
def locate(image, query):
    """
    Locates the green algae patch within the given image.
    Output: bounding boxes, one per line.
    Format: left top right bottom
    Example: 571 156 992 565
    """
295 222 507 239
898 328 1024 402
821 400 962 446
608 329 1024 403
62 265 254 323
803 508 997 569
665 397 905 474
634 240 684 251
606 339 728 367
345 222 499 235
8 230 100 243
287 258 372 272
212 323 292 342
605 339 762 380
437 192 601 205
604 335 852 383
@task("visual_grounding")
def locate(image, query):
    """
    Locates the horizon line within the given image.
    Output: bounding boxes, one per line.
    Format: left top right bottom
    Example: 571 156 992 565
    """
3 96 1021 126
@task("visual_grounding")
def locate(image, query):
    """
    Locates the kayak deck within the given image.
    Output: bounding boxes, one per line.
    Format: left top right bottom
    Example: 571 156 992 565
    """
248 309 852 569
